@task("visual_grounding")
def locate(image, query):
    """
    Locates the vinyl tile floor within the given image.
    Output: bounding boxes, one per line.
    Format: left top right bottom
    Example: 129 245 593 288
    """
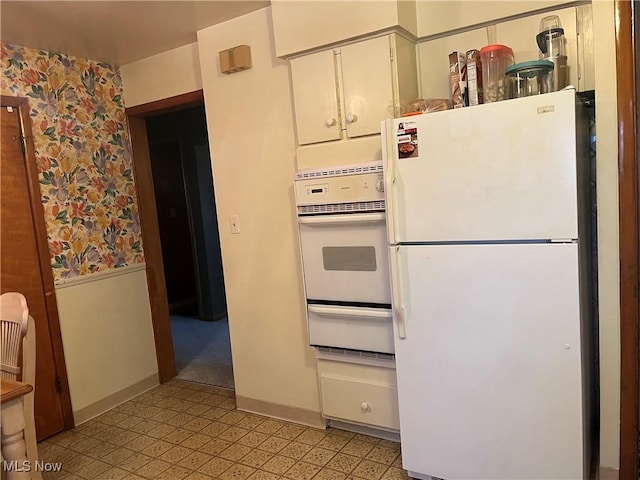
38 379 411 480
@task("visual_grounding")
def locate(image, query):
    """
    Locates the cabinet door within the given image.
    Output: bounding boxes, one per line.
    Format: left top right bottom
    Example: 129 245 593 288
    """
496 7 579 90
290 50 341 145
340 36 394 139
576 3 595 91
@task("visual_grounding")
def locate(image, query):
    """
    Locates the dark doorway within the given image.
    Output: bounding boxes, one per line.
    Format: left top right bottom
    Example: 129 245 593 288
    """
144 105 233 389
148 139 199 315
145 106 226 320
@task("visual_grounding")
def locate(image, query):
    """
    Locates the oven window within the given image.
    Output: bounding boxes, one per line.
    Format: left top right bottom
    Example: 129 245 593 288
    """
322 246 377 271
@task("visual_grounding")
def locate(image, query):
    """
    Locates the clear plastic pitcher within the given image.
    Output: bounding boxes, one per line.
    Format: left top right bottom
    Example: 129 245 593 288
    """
479 44 515 103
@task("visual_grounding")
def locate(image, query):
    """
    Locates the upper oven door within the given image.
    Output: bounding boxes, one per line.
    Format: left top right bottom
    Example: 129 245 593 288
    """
298 212 391 305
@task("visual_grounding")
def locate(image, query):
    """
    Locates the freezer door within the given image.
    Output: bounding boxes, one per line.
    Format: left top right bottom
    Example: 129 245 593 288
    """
389 90 581 242
392 243 585 479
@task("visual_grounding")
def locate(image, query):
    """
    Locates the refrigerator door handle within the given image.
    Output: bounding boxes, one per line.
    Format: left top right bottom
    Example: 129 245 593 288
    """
382 121 398 245
389 246 406 339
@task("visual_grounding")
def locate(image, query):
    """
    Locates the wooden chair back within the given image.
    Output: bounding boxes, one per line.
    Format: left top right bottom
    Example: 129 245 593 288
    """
1 292 29 381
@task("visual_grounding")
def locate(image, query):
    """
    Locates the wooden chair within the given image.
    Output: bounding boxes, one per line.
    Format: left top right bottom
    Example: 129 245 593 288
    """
1 292 42 480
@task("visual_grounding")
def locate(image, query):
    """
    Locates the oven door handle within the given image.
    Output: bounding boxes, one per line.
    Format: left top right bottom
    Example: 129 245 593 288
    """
298 212 385 226
307 304 392 320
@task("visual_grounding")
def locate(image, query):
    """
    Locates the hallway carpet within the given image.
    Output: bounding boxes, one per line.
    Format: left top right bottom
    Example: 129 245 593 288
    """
170 315 234 390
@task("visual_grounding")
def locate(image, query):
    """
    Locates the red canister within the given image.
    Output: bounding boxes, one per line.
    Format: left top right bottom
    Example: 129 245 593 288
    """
479 45 515 103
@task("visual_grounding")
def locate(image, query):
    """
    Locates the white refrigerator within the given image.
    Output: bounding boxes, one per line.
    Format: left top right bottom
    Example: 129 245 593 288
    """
382 89 592 480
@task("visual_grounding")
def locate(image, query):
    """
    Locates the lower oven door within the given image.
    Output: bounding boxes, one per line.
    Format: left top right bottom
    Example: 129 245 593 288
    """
298 212 391 304
307 304 394 354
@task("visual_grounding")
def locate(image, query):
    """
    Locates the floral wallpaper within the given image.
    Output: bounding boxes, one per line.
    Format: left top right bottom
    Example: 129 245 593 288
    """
1 43 144 280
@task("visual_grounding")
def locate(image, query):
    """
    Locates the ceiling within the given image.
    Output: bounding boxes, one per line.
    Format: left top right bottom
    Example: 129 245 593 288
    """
0 1 270 66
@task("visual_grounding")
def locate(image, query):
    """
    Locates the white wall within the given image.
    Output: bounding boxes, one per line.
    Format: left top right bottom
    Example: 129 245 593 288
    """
196 8 321 415
120 42 202 107
119 6 321 422
54 266 158 422
591 0 620 472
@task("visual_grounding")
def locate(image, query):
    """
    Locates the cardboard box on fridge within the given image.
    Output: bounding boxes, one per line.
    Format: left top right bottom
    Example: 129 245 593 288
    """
449 51 467 109
466 49 483 106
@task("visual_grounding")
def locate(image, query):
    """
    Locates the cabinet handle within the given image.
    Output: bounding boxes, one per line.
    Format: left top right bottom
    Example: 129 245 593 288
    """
325 118 337 127
360 402 370 412
346 113 358 124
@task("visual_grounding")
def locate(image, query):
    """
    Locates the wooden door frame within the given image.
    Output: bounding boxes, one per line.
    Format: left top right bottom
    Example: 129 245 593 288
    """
0 96 74 430
615 1 639 478
126 90 205 382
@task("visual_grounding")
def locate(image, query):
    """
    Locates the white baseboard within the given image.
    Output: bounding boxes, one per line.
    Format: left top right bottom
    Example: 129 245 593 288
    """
236 395 326 429
327 419 400 442
73 373 159 425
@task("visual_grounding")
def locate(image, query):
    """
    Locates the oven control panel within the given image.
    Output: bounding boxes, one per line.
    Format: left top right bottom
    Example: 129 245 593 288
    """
305 184 329 197
295 172 385 207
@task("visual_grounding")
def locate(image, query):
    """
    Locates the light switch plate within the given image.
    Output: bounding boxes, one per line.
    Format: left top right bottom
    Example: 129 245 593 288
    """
230 215 240 234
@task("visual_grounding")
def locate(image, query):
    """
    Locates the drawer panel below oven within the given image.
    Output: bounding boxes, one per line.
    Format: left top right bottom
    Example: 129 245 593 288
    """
307 304 394 354
318 360 400 431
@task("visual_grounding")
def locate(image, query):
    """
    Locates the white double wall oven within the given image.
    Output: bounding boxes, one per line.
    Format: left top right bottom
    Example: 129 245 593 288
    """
295 162 394 356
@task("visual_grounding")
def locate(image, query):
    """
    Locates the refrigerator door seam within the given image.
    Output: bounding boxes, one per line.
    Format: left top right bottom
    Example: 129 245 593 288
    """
398 239 578 245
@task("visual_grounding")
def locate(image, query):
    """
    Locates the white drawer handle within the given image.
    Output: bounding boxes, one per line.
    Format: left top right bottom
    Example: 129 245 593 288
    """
298 212 385 226
325 118 337 127
360 402 370 412
308 304 392 320
347 113 358 124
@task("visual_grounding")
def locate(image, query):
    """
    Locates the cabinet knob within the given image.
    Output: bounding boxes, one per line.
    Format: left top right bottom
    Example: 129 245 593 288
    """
325 118 337 127
346 114 358 124
360 402 370 412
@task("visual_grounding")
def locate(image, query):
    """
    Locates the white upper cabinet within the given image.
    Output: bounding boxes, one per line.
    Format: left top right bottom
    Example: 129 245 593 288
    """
290 50 341 145
417 27 489 99
576 4 594 92
494 4 594 92
416 5 595 100
340 36 395 139
290 34 417 147
495 7 580 89
416 1 573 37
271 0 417 58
